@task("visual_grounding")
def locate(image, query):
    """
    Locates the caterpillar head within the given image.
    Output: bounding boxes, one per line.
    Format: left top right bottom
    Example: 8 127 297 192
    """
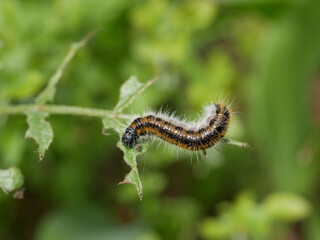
122 127 138 148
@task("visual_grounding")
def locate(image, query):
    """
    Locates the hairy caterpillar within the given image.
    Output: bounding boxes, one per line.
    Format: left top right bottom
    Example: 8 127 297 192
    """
121 103 248 154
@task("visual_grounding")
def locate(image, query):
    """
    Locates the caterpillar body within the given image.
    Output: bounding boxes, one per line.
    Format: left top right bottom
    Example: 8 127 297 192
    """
121 103 232 153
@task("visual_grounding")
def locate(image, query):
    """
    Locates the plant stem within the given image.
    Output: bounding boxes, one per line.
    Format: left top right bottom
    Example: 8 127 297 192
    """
0 104 132 119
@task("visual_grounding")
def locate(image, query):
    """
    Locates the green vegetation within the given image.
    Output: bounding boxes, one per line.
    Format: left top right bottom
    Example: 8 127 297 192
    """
0 0 319 239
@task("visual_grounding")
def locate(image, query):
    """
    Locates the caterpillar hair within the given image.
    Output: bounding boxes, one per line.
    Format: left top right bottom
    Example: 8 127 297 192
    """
121 103 249 154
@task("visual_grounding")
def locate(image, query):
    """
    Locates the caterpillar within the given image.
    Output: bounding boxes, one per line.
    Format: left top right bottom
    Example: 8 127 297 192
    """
121 103 236 154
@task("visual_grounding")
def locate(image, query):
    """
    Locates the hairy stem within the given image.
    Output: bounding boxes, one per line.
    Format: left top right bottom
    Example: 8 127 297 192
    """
0 104 132 119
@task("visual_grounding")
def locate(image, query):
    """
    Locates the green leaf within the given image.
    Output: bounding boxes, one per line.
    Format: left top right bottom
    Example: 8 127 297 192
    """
102 116 148 200
106 76 156 199
102 117 128 135
25 111 53 160
102 116 147 200
0 167 24 193
114 76 157 112
117 141 149 200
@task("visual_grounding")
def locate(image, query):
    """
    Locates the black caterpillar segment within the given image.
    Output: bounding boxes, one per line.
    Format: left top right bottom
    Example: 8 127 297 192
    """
122 127 139 148
121 103 231 151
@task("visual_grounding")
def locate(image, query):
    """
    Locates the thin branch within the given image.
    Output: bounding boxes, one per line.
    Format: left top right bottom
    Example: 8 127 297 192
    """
36 29 100 104
0 104 132 120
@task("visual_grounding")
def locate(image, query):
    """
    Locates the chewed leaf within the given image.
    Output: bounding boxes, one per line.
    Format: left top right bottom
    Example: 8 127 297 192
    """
0 167 24 193
25 111 53 160
117 141 149 200
102 117 129 135
114 76 157 112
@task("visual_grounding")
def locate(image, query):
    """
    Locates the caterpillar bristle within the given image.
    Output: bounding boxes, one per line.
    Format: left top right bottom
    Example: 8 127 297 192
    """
121 103 231 152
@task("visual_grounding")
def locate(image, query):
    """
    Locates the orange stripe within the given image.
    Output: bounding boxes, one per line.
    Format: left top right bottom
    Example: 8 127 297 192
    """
128 103 230 150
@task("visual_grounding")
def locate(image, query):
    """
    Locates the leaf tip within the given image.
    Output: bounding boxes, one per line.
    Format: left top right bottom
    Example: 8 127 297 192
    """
118 178 143 201
39 153 44 161
118 179 129 185
102 127 111 136
138 192 143 201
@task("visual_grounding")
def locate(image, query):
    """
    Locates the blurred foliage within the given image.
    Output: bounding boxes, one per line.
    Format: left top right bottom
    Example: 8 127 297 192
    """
0 167 24 194
0 0 320 240
200 192 311 240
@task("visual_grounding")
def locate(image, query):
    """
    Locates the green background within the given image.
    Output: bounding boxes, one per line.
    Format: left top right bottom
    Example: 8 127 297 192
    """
0 0 319 239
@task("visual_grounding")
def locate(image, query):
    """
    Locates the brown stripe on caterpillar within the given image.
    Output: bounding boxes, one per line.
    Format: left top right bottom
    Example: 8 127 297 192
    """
121 103 231 151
